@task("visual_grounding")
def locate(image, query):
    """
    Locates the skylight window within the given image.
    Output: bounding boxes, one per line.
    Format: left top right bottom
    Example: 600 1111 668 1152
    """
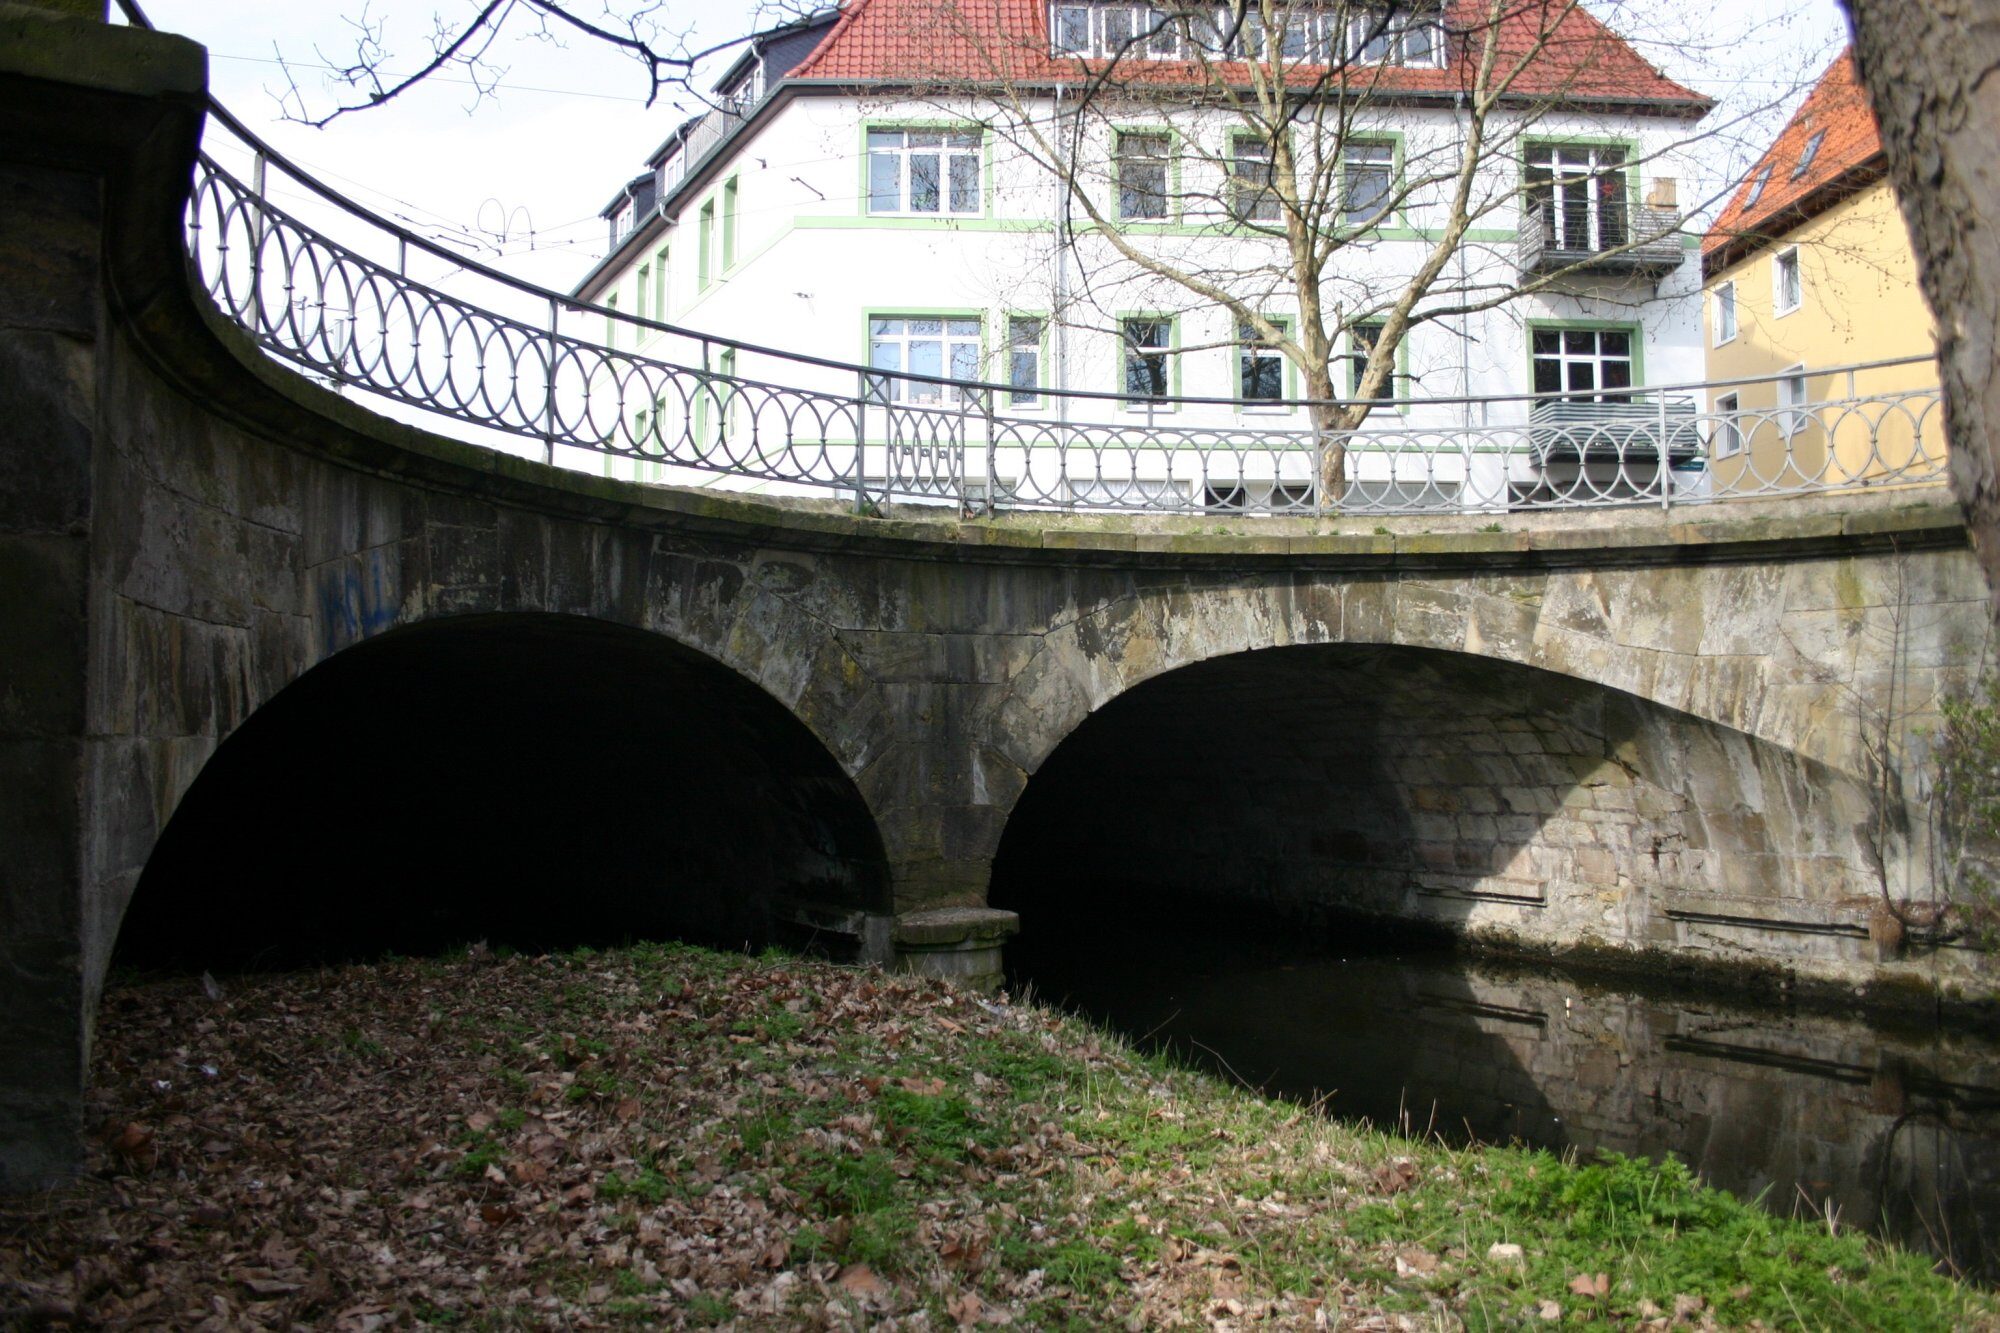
1741 163 1773 209
1791 129 1827 180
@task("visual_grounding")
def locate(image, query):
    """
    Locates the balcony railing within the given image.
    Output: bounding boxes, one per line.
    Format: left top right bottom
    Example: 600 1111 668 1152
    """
1517 206 1687 280
663 84 765 201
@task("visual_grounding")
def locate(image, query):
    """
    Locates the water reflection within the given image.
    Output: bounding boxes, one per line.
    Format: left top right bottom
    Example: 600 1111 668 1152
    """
1011 916 2000 1280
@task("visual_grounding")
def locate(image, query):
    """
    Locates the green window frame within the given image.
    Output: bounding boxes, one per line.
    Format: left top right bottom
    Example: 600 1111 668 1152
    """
1005 314 1047 407
1115 129 1172 221
1229 133 1280 224
867 314 985 405
1348 321 1391 399
1340 139 1397 229
866 127 982 216
1528 323 1642 401
722 177 739 269
697 199 715 290
1238 318 1291 404
1121 315 1176 405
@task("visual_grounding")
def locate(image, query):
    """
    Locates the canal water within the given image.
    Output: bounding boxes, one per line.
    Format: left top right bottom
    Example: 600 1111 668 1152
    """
1006 906 2000 1281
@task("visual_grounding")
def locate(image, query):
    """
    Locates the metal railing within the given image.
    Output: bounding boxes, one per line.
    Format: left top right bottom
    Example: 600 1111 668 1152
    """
133 1 1950 519
1517 205 1687 279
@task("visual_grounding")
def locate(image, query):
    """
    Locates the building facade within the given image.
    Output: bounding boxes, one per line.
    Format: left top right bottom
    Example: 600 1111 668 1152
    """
1701 50 1941 491
572 1 1714 509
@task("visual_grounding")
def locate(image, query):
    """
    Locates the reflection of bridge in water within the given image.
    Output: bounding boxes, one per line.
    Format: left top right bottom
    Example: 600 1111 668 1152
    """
181 99 1947 517
1013 915 2000 1281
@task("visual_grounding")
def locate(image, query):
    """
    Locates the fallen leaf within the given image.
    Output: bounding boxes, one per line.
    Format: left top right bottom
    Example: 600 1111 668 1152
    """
834 1262 891 1304
1395 1247 1438 1277
1568 1271 1609 1299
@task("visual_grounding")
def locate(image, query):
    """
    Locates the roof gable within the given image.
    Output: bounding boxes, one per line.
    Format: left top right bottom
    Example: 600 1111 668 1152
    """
786 0 1708 108
1703 49 1884 259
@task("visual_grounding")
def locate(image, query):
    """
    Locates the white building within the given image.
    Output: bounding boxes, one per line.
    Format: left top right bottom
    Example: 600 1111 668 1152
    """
569 1 1713 512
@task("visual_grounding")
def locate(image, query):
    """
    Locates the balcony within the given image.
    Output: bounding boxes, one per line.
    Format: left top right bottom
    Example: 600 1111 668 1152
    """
1527 396 1703 461
662 84 765 201
1517 205 1686 281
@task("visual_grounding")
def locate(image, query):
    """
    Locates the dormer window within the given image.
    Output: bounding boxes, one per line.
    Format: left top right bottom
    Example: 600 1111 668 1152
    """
1740 163 1773 209
609 201 633 244
1791 129 1826 180
1046 2 1445 67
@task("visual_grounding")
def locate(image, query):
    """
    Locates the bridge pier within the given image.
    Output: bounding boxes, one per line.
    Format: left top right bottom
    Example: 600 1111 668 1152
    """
0 6 204 1186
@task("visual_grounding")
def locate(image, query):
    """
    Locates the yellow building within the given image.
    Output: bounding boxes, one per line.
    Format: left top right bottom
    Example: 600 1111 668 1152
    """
1701 50 1941 491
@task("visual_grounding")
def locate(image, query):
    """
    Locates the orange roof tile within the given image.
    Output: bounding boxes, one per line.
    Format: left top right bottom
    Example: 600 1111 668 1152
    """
786 0 1708 109
1703 49 1884 260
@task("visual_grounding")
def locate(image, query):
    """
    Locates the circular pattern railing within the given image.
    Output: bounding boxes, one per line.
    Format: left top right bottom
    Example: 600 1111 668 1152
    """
155 1 1946 519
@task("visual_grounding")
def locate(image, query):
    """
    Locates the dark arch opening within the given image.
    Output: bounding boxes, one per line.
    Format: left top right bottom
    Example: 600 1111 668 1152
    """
989 641 1880 1127
117 614 889 971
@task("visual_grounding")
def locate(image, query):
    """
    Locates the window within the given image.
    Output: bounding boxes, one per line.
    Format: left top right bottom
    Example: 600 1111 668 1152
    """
1741 163 1774 210
1791 129 1826 180
653 246 669 320
1122 317 1172 402
1231 12 1312 61
1116 131 1170 220
697 199 715 289
1531 327 1635 401
610 200 633 244
869 316 981 405
1713 281 1736 345
1045 3 1442 67
722 177 739 269
718 348 737 439
1230 134 1279 223
605 293 618 349
1007 316 1044 406
1346 8 1445 66
1050 4 1185 59
1778 366 1808 437
1342 140 1395 227
1712 392 1742 458
1348 322 1393 399
698 347 738 446
1052 3 1091 52
636 263 650 322
868 129 981 215
1525 143 1629 252
1238 322 1285 403
1773 246 1802 315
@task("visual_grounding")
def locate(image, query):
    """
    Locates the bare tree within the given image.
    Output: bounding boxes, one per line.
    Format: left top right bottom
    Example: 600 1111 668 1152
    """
892 0 1763 497
1840 1 2000 616
277 0 816 127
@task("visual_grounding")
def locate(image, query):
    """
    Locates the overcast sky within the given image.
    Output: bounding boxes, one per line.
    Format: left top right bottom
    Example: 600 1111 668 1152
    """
129 0 1853 298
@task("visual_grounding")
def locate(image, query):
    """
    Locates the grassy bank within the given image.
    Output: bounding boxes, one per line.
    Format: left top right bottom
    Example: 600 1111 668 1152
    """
2 942 1992 1329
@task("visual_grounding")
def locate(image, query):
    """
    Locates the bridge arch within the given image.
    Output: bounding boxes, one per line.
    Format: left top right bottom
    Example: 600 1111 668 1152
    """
991 641 1885 959
114 612 890 972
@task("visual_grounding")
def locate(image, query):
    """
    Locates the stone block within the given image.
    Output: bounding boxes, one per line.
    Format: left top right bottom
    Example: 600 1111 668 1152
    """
0 165 97 336
0 331 93 534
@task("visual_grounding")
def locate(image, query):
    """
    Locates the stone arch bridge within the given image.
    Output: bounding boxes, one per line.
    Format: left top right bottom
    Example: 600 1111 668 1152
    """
0 9 1990 1183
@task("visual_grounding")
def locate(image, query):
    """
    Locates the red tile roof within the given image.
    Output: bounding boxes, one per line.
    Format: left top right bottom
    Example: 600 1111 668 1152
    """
786 0 1708 109
1702 49 1884 261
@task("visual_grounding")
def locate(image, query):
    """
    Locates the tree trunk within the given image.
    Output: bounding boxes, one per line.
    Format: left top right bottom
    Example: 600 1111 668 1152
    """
1309 387 1347 506
1841 0 2000 615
